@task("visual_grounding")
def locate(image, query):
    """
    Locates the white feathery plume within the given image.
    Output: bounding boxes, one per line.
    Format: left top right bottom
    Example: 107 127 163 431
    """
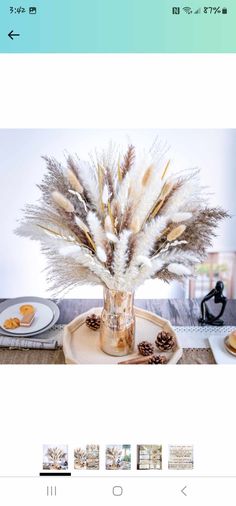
102 184 110 205
169 212 192 223
128 152 163 200
59 244 81 257
136 255 152 268
130 161 163 226
160 249 200 265
87 211 109 263
80 255 115 290
47 262 102 295
16 221 78 250
113 230 131 285
94 141 118 178
70 248 114 288
127 156 149 204
167 263 192 276
134 216 167 258
124 216 167 285
76 159 100 209
87 211 106 248
106 231 118 243
163 183 191 215
16 221 51 242
133 178 163 226
85 258 113 287
116 173 130 213
128 258 164 291
128 152 152 185
84 255 113 287
52 191 74 213
163 172 207 216
64 267 100 287
96 246 107 263
104 215 113 233
151 257 165 274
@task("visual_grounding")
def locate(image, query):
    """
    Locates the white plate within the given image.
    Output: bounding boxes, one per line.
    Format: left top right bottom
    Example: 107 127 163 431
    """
0 302 53 335
0 297 60 338
208 334 236 364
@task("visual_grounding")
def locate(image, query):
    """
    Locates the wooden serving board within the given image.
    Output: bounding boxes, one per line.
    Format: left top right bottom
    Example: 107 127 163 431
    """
63 306 183 365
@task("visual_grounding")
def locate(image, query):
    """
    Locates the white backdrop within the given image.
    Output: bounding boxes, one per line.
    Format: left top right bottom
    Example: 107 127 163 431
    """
0 128 235 298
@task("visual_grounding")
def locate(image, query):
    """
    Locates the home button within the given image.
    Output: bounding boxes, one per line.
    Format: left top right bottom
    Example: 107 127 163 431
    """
113 486 123 496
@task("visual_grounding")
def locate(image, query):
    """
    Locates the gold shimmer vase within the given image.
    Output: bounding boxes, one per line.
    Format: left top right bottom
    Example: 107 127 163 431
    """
100 288 135 356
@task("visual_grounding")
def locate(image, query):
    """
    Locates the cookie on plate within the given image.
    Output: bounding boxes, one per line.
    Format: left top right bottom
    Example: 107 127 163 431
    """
4 317 20 329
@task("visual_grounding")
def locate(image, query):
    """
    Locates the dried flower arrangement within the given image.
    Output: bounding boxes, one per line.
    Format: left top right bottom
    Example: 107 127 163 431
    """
43 446 67 470
16 142 228 294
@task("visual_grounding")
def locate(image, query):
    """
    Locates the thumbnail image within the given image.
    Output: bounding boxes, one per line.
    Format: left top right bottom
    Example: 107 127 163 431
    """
137 445 162 470
74 445 99 470
168 445 194 470
42 445 68 471
106 445 131 470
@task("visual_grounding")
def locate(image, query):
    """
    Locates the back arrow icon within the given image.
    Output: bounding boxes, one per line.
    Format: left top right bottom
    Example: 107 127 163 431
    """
8 30 20 40
181 486 187 496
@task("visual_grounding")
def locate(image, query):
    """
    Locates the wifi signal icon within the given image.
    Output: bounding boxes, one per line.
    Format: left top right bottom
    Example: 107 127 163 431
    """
183 7 193 14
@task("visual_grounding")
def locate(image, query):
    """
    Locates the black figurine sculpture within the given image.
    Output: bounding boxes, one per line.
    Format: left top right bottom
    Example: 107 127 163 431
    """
198 280 227 326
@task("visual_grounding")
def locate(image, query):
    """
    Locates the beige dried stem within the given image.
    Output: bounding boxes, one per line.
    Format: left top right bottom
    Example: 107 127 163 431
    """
97 164 104 213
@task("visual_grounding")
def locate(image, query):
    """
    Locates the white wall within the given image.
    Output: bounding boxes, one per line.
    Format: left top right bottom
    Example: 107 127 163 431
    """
0 129 235 298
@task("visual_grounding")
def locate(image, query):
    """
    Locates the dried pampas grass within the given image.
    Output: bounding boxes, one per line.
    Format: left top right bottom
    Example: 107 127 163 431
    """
16 141 229 294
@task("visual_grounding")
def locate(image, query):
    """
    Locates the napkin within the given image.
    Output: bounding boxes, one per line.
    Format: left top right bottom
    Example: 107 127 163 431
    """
0 336 59 350
0 325 64 350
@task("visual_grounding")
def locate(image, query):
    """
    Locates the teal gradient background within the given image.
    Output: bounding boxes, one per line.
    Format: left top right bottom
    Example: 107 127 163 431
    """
0 0 236 52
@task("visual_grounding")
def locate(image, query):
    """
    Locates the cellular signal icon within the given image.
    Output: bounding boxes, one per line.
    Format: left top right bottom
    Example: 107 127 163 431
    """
194 8 201 14
183 7 193 14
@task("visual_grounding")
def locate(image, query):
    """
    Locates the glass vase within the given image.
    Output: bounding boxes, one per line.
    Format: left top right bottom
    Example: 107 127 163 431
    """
100 288 135 356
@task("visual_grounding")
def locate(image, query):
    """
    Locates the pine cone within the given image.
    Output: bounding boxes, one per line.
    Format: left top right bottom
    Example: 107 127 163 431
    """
148 354 167 365
138 340 155 356
155 331 176 351
85 313 101 331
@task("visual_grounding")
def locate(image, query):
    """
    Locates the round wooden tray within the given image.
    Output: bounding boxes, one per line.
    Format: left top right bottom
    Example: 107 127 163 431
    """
63 306 183 365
